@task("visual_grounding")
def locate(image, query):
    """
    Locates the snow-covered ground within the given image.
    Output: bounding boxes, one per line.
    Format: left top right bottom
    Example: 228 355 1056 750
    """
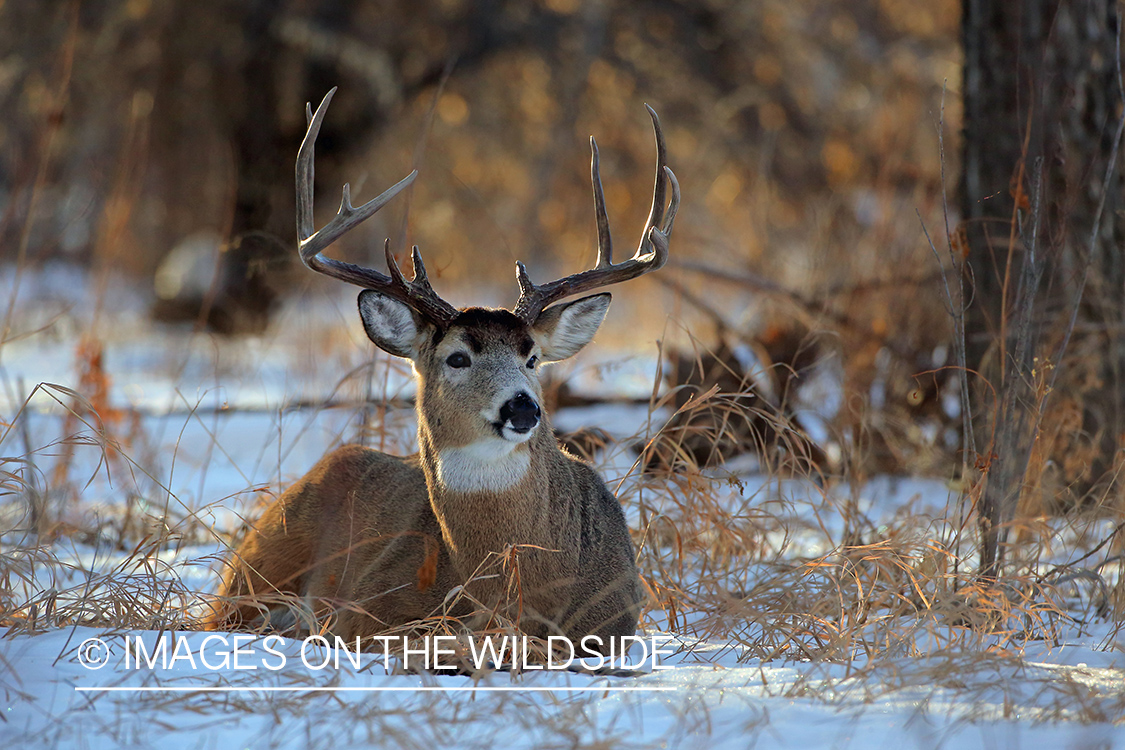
4 622 1123 749
2 266 1124 748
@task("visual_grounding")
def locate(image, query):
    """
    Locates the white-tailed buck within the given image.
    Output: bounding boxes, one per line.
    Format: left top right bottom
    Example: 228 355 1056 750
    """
209 88 679 652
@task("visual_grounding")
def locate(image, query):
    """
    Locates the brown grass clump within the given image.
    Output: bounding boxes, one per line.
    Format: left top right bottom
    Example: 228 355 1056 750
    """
645 326 827 476
2 539 203 636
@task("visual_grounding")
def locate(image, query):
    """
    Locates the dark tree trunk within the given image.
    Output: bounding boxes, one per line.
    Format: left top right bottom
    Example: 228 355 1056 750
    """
961 0 1124 575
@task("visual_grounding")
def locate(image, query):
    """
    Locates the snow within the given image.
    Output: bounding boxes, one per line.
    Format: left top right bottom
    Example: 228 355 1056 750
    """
3 624 1123 748
2 266 1124 748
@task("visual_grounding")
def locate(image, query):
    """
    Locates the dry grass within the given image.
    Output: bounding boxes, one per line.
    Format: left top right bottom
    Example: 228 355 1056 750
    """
3 328 1122 649
3 4 1124 738
4 301 1125 750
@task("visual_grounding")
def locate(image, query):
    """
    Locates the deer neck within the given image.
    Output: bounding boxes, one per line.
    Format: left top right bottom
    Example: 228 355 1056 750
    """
415 406 558 563
417 411 554 499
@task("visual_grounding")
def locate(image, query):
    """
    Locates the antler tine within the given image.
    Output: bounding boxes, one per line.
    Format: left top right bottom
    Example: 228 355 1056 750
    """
590 136 613 268
512 105 678 323
296 87 458 327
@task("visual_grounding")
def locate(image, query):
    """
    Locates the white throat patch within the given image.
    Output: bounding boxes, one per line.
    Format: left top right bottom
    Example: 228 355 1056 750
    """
436 440 531 494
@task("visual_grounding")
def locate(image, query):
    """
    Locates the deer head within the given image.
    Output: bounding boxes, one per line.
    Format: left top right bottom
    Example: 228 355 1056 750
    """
295 88 679 452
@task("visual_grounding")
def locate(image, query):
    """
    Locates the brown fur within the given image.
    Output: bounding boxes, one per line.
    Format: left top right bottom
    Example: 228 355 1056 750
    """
209 301 644 650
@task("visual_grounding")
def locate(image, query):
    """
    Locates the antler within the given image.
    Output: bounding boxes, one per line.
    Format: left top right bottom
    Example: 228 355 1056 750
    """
296 87 459 327
512 104 680 323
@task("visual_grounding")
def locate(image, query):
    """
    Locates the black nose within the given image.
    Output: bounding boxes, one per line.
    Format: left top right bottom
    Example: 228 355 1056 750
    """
500 392 541 432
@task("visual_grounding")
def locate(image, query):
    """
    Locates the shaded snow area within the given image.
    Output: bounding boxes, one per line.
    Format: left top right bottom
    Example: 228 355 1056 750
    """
2 267 1124 748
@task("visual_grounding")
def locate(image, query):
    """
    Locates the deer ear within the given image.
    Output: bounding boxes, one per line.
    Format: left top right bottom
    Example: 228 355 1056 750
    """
533 293 611 362
358 290 426 359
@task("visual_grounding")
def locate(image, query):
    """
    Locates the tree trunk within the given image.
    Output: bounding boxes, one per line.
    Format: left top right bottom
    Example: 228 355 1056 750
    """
961 0 1124 575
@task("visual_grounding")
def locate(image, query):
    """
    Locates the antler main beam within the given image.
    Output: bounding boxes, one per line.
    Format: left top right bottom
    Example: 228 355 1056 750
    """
296 87 458 327
512 104 680 323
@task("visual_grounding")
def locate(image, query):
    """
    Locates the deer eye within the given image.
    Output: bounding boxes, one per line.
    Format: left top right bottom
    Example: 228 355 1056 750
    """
526 355 539 369
446 352 471 368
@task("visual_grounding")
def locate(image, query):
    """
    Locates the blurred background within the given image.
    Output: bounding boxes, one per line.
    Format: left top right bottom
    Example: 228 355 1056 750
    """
0 0 961 461
5 1 1123 559
0 0 958 320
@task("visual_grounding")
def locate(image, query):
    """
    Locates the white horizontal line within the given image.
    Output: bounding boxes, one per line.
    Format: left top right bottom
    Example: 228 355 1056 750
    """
75 685 676 693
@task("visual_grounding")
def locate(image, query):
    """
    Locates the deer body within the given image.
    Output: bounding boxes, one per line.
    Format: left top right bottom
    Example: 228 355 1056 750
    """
210 88 679 651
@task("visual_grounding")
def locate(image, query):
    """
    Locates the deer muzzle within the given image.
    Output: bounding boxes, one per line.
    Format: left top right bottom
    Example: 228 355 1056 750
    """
499 391 541 435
